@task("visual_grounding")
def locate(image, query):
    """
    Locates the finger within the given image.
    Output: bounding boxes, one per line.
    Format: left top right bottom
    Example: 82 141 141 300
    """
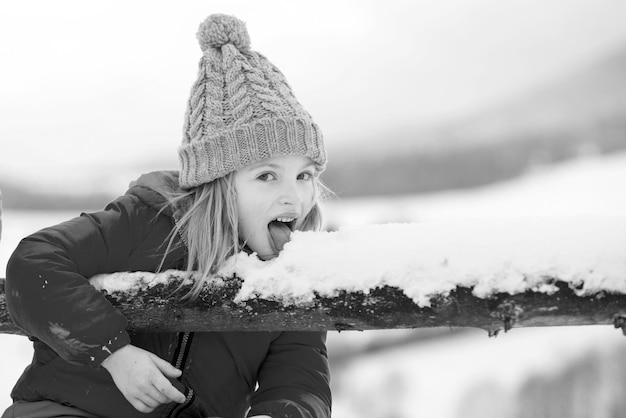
151 354 183 379
146 385 170 405
153 377 186 403
130 398 156 414
140 395 160 410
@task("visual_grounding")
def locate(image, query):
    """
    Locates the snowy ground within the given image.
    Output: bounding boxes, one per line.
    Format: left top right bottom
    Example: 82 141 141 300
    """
1 151 626 415
329 326 626 418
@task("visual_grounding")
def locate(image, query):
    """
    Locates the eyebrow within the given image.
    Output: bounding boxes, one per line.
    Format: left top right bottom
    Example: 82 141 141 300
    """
249 163 282 170
247 161 316 171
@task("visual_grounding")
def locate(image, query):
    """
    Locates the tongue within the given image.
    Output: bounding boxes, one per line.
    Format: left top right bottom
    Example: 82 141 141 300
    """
268 221 292 254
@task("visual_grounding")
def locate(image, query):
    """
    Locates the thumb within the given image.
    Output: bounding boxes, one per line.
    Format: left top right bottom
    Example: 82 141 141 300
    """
150 354 183 378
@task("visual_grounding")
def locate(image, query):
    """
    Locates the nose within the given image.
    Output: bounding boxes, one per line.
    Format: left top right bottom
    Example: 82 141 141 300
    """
278 179 303 206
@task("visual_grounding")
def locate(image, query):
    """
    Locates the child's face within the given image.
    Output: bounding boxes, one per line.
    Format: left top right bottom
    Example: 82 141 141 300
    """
233 155 317 260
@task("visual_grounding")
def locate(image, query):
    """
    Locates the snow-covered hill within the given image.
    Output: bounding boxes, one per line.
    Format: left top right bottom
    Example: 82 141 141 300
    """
324 151 626 225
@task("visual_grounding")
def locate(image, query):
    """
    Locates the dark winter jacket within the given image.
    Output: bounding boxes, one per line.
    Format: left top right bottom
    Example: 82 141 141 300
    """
5 171 331 418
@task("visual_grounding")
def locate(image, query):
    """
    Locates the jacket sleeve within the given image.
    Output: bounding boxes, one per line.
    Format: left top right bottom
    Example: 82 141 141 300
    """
5 195 160 368
249 331 331 418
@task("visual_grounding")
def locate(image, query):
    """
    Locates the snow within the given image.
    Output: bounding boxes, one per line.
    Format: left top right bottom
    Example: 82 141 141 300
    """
91 215 626 307
90 270 196 294
224 216 626 306
329 326 626 418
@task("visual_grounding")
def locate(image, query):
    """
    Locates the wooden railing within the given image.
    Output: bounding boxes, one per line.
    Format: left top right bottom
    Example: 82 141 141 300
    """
2 273 626 336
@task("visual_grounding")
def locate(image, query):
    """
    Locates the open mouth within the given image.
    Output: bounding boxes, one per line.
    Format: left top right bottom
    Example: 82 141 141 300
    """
268 217 297 254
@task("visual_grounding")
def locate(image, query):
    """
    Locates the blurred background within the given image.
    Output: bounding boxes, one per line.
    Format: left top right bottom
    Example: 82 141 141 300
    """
2 1 626 416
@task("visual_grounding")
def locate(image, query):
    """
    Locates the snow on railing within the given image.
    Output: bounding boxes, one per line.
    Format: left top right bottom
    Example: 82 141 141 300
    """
2 217 626 336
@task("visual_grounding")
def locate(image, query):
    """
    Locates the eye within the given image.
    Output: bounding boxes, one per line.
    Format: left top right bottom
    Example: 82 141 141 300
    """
256 172 276 182
298 171 314 181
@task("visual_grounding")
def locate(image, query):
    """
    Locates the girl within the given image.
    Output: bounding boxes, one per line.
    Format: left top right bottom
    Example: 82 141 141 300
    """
3 14 331 418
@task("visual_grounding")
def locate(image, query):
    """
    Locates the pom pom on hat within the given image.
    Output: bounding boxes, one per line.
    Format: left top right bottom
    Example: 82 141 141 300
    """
196 14 251 52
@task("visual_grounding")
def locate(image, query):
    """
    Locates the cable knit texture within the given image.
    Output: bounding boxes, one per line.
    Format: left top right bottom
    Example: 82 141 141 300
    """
179 14 326 188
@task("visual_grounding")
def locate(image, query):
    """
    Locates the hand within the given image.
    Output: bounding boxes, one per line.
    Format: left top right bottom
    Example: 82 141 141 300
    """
102 344 186 413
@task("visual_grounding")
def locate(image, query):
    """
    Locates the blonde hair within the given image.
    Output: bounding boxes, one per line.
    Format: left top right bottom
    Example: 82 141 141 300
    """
162 172 328 300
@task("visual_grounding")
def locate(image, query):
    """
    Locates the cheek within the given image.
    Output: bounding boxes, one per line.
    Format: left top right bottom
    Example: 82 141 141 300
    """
235 196 253 240
237 215 250 241
237 202 260 236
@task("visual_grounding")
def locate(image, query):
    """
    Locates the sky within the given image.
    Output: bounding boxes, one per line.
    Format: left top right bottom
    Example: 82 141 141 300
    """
2 0 626 194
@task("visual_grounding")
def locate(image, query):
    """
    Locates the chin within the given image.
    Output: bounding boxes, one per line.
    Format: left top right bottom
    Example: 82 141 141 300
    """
257 252 277 261
248 243 276 260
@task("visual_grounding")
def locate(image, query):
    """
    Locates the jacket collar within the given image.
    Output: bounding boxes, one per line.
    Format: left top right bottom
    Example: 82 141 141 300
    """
126 170 180 217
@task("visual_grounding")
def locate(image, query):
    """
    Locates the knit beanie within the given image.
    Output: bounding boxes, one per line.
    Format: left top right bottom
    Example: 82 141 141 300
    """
178 14 327 189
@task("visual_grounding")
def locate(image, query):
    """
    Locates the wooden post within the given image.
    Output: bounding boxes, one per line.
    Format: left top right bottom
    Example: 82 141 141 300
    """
2 274 626 336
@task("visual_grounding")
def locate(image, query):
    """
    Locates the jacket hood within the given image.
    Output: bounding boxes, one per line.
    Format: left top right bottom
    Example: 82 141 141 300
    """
126 170 180 216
